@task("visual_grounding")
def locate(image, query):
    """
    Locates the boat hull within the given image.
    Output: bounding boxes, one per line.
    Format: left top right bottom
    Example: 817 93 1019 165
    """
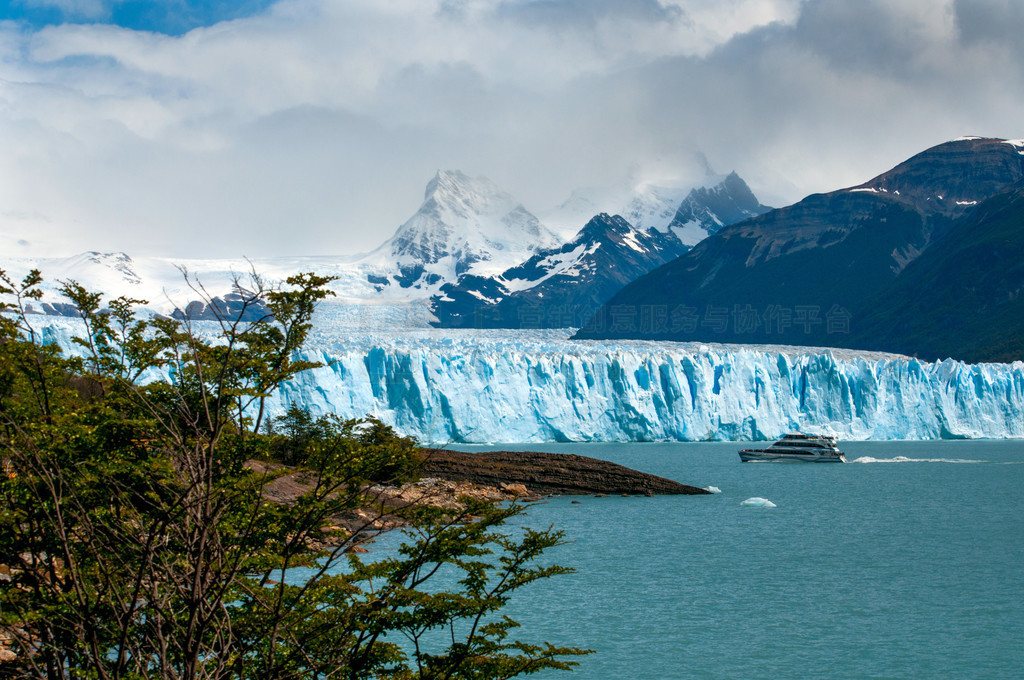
738 450 847 463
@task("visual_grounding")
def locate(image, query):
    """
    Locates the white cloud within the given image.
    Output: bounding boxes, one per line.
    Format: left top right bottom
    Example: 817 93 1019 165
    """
0 0 1020 258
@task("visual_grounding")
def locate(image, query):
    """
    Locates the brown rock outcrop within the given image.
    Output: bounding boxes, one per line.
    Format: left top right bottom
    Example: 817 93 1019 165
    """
419 449 710 496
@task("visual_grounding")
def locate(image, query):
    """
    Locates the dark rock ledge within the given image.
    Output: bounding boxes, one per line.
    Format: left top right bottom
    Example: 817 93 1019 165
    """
419 449 711 496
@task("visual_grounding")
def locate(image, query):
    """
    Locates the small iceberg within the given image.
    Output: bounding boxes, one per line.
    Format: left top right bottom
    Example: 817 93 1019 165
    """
704 486 722 494
741 497 776 508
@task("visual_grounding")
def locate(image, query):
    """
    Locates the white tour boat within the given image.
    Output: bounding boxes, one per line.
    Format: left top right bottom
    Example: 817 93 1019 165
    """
739 433 847 463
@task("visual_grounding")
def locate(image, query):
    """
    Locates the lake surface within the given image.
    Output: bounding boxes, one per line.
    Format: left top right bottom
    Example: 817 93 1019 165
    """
405 440 1024 679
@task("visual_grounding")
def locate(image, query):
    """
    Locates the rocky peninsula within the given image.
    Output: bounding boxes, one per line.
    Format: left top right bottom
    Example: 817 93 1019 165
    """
419 448 710 496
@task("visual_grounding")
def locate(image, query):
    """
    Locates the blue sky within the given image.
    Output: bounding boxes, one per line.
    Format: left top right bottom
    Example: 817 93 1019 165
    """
0 0 275 34
0 0 1021 258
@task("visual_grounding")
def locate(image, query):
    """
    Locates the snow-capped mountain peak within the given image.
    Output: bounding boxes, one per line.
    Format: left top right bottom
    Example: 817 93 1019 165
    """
541 171 735 236
662 171 772 245
366 170 559 290
421 169 507 212
619 183 696 232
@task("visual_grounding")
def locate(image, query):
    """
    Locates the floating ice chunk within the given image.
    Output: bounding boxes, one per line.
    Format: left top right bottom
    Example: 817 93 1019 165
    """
704 486 722 494
741 497 776 508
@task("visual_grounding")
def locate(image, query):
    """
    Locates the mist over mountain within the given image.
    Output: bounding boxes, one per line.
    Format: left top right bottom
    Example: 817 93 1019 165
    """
663 171 772 238
430 173 770 329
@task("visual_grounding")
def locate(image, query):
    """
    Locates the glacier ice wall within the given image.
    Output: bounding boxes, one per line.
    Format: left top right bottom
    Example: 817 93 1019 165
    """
34 319 1024 443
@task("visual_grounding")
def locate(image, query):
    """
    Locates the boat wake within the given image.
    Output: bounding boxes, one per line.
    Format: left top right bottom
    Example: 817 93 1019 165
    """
850 456 986 464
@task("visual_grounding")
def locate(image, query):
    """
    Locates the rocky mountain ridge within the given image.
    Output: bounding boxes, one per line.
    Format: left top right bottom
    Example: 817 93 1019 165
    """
573 137 1024 362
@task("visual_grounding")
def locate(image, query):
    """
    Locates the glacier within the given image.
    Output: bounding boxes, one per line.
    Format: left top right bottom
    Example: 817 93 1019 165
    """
32 314 1024 444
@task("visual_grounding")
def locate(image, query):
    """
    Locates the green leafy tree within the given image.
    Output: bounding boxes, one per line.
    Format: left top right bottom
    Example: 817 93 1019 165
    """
0 269 587 679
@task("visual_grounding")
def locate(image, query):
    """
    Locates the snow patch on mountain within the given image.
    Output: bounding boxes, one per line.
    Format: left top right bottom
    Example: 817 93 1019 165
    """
669 220 714 247
619 229 648 253
619 183 696 232
500 243 598 293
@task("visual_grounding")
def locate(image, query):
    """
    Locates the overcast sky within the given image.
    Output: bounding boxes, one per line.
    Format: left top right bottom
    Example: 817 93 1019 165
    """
0 0 1021 258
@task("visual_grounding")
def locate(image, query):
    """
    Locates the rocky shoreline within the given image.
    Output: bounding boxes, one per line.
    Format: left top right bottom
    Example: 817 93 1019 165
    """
418 448 710 496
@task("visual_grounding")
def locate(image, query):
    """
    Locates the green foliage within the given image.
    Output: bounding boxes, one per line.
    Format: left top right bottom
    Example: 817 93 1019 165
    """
268 405 424 483
0 270 586 679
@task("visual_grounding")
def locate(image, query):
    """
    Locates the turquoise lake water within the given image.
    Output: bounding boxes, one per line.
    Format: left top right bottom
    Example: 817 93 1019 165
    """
395 440 1024 680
